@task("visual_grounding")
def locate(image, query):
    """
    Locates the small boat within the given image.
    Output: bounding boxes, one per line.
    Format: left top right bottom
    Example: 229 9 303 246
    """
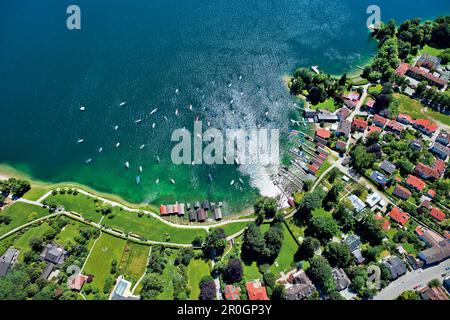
156 179 160 184
170 179 176 184
239 75 242 80
238 178 244 184
188 104 193 111
311 66 320 74
114 125 119 130
223 156 227 163
191 160 195 165
196 133 202 139
136 176 141 185
235 157 240 165
230 180 235 186
195 116 200 122
150 108 158 115
175 88 179 94
119 101 127 107
77 139 84 144
140 144 145 150
152 123 156 128
208 173 213 182
230 100 234 105
156 156 160 162
135 119 142 124
139 166 143 173
85 158 92 164
98 147 103 153
175 109 179 116
125 161 130 169
265 111 269 116
240 91 244 96
228 83 232 88
116 142 120 148
80 106 85 111
163 116 168 121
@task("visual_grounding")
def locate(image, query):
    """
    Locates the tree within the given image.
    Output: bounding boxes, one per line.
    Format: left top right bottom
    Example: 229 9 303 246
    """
306 215 339 244
192 236 203 247
328 291 345 300
254 197 278 222
222 259 243 284
307 256 336 294
295 189 326 224
141 273 164 300
199 276 216 300
323 183 344 210
29 237 44 252
397 290 421 300
263 272 276 289
334 205 355 232
263 226 284 262
324 242 353 268
350 143 376 172
4 178 31 197
241 223 267 262
356 215 385 246
295 237 320 261
428 279 441 288
203 228 226 259
271 285 286 300
0 194 5 206
174 248 194 266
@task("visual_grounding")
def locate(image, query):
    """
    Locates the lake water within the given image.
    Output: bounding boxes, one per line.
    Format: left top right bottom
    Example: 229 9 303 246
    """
0 0 448 211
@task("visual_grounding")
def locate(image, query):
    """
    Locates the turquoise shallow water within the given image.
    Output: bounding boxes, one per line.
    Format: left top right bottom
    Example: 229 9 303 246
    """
0 0 449 210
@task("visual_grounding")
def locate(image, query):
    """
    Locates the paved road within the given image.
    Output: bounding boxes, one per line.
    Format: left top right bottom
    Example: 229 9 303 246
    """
374 259 450 300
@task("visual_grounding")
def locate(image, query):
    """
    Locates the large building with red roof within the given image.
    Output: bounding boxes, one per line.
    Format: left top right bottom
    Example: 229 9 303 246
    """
395 62 448 89
393 185 412 200
352 118 368 132
397 113 413 125
414 119 439 136
373 114 389 128
315 128 331 139
430 207 446 222
405 175 426 192
414 160 446 180
246 281 269 300
388 207 410 226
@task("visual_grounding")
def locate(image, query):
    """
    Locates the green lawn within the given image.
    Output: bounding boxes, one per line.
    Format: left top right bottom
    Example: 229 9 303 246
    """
310 98 336 112
368 84 383 95
269 224 298 276
156 253 177 299
187 259 210 300
22 186 51 201
48 193 103 223
101 210 207 244
82 233 127 298
55 221 80 247
216 222 249 237
394 93 450 127
0 202 52 236
243 261 261 281
11 222 53 262
119 242 150 286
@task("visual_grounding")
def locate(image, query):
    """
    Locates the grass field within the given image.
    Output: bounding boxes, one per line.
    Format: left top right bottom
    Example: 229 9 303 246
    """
310 98 336 112
23 186 51 201
216 222 249 237
101 210 207 244
156 253 177 299
243 261 261 281
56 221 80 246
119 242 150 286
11 222 52 262
269 224 298 276
0 202 52 236
187 259 210 300
394 93 450 127
48 193 104 223
82 233 128 298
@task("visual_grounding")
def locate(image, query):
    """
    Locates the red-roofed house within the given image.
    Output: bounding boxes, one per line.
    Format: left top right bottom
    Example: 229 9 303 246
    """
223 285 241 300
414 160 446 180
397 113 413 125
405 175 426 192
375 215 391 231
352 118 368 132
396 62 448 89
246 281 269 300
68 274 88 292
388 207 410 226
335 140 347 152
160 205 168 216
307 164 319 176
393 185 412 200
421 200 432 210
316 128 331 139
415 226 424 237
386 120 405 134
373 114 389 128
365 98 375 110
368 125 382 136
395 63 410 77
414 119 439 136
427 189 436 198
430 207 446 222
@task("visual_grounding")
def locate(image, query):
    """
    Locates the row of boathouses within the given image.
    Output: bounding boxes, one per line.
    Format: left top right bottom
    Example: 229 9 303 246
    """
160 201 223 222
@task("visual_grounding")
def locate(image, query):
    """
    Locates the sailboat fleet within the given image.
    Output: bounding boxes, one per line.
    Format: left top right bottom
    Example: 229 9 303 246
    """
77 80 250 187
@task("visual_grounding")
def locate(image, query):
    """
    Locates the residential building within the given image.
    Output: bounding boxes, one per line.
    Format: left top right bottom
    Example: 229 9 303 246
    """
414 160 446 180
246 280 269 300
405 175 426 192
418 230 450 265
379 160 396 176
405 254 424 270
352 118 368 132
388 207 409 226
364 98 375 111
213 207 223 221
420 286 449 301
344 235 361 252
223 285 240 300
366 192 382 208
332 268 351 291
395 62 447 89
336 119 351 138
370 170 388 187
316 128 331 140
348 194 366 213
282 269 316 300
353 249 366 264
436 131 450 146
368 125 382 137
415 53 442 71
397 113 413 125
39 243 68 280
410 139 423 151
386 120 405 134
393 185 412 200
68 274 88 292
0 247 19 277
375 214 391 231
188 209 197 222
336 107 350 121
430 207 446 222
383 256 407 280
335 140 347 152
414 119 439 136
373 114 389 128
430 142 450 160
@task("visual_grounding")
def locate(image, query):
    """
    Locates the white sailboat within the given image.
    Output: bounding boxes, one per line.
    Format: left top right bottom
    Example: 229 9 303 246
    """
163 116 168 121
152 123 156 128
85 158 92 164
188 104 193 111
175 109 179 116
239 75 242 80
135 119 142 124
139 166 143 173
80 106 85 111
140 144 145 150
125 161 130 169
170 179 176 184
98 147 103 153
156 156 160 162
150 108 158 115
156 179 160 184
119 101 127 107
230 180 235 186
228 83 232 88
77 139 84 144
115 142 120 148
114 125 119 130
175 88 179 94
230 99 234 105
239 178 244 184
